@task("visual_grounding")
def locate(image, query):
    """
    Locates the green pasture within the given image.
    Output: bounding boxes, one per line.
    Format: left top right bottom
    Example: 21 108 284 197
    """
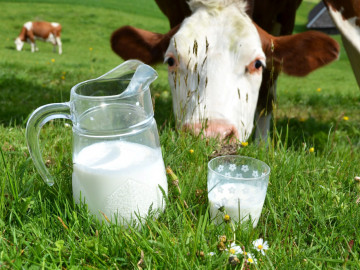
0 0 359 268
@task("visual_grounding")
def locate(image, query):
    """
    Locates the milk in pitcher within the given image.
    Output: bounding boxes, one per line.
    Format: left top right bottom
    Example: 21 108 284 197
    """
72 140 168 225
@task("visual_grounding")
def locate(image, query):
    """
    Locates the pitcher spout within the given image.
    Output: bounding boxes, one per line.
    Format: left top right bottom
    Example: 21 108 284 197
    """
97 60 158 97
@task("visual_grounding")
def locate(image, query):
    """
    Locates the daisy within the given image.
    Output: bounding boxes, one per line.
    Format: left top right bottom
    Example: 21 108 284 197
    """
247 252 257 264
252 238 269 255
227 243 243 256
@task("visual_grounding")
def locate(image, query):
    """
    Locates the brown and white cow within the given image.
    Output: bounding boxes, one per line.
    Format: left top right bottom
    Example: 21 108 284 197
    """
324 0 360 87
111 0 339 142
15 21 62 54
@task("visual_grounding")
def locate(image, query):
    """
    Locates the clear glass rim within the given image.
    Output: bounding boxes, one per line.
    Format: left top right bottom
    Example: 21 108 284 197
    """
208 155 271 181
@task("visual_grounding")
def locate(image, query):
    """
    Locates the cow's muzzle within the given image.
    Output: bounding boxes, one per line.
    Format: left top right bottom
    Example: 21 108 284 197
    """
182 120 239 142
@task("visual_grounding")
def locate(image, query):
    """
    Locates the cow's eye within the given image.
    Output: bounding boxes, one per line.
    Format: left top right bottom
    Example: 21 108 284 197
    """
167 57 175 67
254 60 263 69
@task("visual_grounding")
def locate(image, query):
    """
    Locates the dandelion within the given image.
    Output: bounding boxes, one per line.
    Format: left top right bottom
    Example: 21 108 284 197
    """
89 47 93 51
51 58 55 63
189 149 194 154
316 88 321 92
61 75 65 80
252 238 269 255
309 147 315 153
343 116 349 121
299 117 306 122
224 214 231 222
241 141 248 147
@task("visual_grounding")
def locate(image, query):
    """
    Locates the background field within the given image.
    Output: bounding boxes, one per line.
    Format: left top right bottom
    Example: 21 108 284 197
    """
0 0 359 269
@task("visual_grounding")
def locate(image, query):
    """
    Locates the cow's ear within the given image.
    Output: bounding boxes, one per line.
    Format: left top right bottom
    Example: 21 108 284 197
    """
111 25 179 65
256 24 340 76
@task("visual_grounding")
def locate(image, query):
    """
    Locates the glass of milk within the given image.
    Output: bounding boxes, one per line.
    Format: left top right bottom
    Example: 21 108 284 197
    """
26 60 168 226
207 155 270 228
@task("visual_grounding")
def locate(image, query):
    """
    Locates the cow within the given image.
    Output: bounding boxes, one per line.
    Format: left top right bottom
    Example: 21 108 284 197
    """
111 0 339 142
15 21 62 55
323 0 360 87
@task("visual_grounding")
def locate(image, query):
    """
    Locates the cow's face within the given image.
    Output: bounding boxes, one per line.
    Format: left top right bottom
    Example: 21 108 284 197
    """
15 38 24 51
111 0 340 142
164 1 264 141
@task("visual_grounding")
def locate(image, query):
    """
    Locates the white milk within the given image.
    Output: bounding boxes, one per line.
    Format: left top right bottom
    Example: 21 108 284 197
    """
72 141 168 225
208 182 266 227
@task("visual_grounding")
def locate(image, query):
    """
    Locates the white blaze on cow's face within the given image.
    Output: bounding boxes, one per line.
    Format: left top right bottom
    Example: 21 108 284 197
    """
165 0 265 141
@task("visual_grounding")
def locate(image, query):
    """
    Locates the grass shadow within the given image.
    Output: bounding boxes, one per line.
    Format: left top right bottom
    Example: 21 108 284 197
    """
0 74 68 126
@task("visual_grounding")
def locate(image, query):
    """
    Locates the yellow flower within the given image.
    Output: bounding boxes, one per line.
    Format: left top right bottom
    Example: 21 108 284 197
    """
61 76 65 80
241 141 248 147
189 149 194 154
316 88 321 92
224 214 230 222
89 47 93 51
343 116 349 121
51 58 55 63
62 71 66 75
309 147 315 153
299 117 306 122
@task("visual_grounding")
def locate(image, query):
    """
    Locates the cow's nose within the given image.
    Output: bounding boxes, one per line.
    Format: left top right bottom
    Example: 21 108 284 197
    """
182 120 239 141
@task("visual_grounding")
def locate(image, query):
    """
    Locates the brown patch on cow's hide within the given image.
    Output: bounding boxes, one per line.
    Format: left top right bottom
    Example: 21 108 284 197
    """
325 0 360 26
209 142 242 159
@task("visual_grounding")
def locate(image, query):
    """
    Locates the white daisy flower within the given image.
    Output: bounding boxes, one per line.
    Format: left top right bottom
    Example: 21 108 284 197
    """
227 242 243 256
247 252 257 264
208 252 216 256
229 164 236 171
241 165 249 172
252 238 269 255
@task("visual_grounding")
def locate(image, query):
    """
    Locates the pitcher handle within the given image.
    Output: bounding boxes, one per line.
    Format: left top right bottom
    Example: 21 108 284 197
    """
25 102 72 186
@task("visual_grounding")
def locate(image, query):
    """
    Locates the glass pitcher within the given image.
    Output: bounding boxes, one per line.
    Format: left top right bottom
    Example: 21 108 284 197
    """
26 60 168 225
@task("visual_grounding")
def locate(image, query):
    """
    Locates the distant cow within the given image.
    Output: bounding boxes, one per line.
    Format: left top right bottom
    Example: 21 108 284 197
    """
324 0 360 87
15 21 62 54
111 0 339 142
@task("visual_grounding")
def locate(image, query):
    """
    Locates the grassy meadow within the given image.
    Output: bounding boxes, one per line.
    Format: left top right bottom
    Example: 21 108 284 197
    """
0 0 360 269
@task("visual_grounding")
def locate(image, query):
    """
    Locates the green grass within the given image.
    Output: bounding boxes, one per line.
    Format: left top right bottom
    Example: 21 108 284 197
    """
1 0 360 269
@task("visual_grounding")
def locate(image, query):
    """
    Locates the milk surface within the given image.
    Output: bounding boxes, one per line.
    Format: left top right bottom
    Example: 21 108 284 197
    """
72 141 168 225
208 182 266 227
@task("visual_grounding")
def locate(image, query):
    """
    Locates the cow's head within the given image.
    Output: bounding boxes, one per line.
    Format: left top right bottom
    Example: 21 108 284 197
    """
15 37 24 51
111 0 339 142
